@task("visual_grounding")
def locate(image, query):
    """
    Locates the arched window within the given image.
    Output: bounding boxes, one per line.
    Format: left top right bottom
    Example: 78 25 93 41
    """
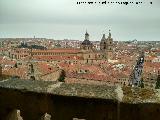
87 59 88 63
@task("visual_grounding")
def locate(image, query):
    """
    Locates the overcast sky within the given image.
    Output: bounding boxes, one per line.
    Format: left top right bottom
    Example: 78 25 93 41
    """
0 0 160 41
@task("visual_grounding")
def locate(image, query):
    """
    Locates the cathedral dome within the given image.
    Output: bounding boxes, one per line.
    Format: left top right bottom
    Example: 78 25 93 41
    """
81 39 92 45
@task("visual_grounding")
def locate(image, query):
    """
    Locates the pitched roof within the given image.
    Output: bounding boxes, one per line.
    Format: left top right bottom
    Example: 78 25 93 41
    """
32 48 81 53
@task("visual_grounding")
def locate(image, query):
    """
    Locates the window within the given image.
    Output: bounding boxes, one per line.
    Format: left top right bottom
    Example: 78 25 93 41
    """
87 59 88 63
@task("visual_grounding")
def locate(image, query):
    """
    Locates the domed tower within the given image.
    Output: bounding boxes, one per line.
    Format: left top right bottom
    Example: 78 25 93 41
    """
80 30 93 50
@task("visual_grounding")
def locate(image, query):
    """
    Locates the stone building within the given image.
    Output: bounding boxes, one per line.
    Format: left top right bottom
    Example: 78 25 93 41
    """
8 30 115 64
1 79 160 120
80 30 114 64
100 30 114 59
80 31 93 51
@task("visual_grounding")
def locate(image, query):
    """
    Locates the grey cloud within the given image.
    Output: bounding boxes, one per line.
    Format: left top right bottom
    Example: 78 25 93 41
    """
0 0 160 41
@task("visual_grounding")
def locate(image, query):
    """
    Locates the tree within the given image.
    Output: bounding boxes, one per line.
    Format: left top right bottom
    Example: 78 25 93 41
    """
58 69 66 82
155 75 160 89
30 76 35 80
139 77 144 88
14 63 18 68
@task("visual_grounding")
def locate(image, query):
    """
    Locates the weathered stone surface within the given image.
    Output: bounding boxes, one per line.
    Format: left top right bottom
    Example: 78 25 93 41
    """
122 86 160 103
0 79 117 100
1 79 160 120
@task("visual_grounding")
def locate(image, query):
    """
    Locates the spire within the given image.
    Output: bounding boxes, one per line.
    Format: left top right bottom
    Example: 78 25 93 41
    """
102 34 105 39
101 34 106 41
109 29 111 38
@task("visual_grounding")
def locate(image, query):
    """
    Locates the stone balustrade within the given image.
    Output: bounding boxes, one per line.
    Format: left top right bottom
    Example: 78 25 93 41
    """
0 79 160 120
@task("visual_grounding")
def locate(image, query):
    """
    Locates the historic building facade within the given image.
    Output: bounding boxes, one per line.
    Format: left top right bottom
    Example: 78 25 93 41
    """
100 30 114 59
8 30 114 64
80 31 93 51
80 30 114 64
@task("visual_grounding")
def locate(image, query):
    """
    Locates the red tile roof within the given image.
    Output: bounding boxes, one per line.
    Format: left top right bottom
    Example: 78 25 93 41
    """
3 66 28 79
32 48 81 53
0 57 16 66
33 55 83 61
35 62 58 75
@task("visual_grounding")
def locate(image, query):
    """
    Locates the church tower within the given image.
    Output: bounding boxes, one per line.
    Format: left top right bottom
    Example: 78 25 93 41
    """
100 30 114 60
100 34 106 51
106 30 113 51
80 30 93 51
106 30 114 59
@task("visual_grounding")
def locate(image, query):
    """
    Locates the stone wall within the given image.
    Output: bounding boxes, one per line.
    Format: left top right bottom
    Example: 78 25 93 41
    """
0 88 117 120
0 79 160 120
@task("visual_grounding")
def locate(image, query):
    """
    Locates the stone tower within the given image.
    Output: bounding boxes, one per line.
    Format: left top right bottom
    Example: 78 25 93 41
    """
80 30 93 51
100 30 113 51
100 34 106 51
100 30 114 60
106 30 113 51
106 30 114 59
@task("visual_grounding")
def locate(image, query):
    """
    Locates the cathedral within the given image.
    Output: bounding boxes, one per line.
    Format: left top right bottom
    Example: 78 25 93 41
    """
100 30 114 59
9 30 115 66
80 31 93 51
80 30 114 64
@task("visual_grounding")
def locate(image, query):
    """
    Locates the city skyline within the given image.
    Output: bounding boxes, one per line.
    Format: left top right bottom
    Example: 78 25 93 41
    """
0 0 160 41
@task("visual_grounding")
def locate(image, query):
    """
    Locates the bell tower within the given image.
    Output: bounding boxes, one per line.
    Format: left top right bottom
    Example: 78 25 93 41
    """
106 30 114 59
106 30 113 51
100 34 106 51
